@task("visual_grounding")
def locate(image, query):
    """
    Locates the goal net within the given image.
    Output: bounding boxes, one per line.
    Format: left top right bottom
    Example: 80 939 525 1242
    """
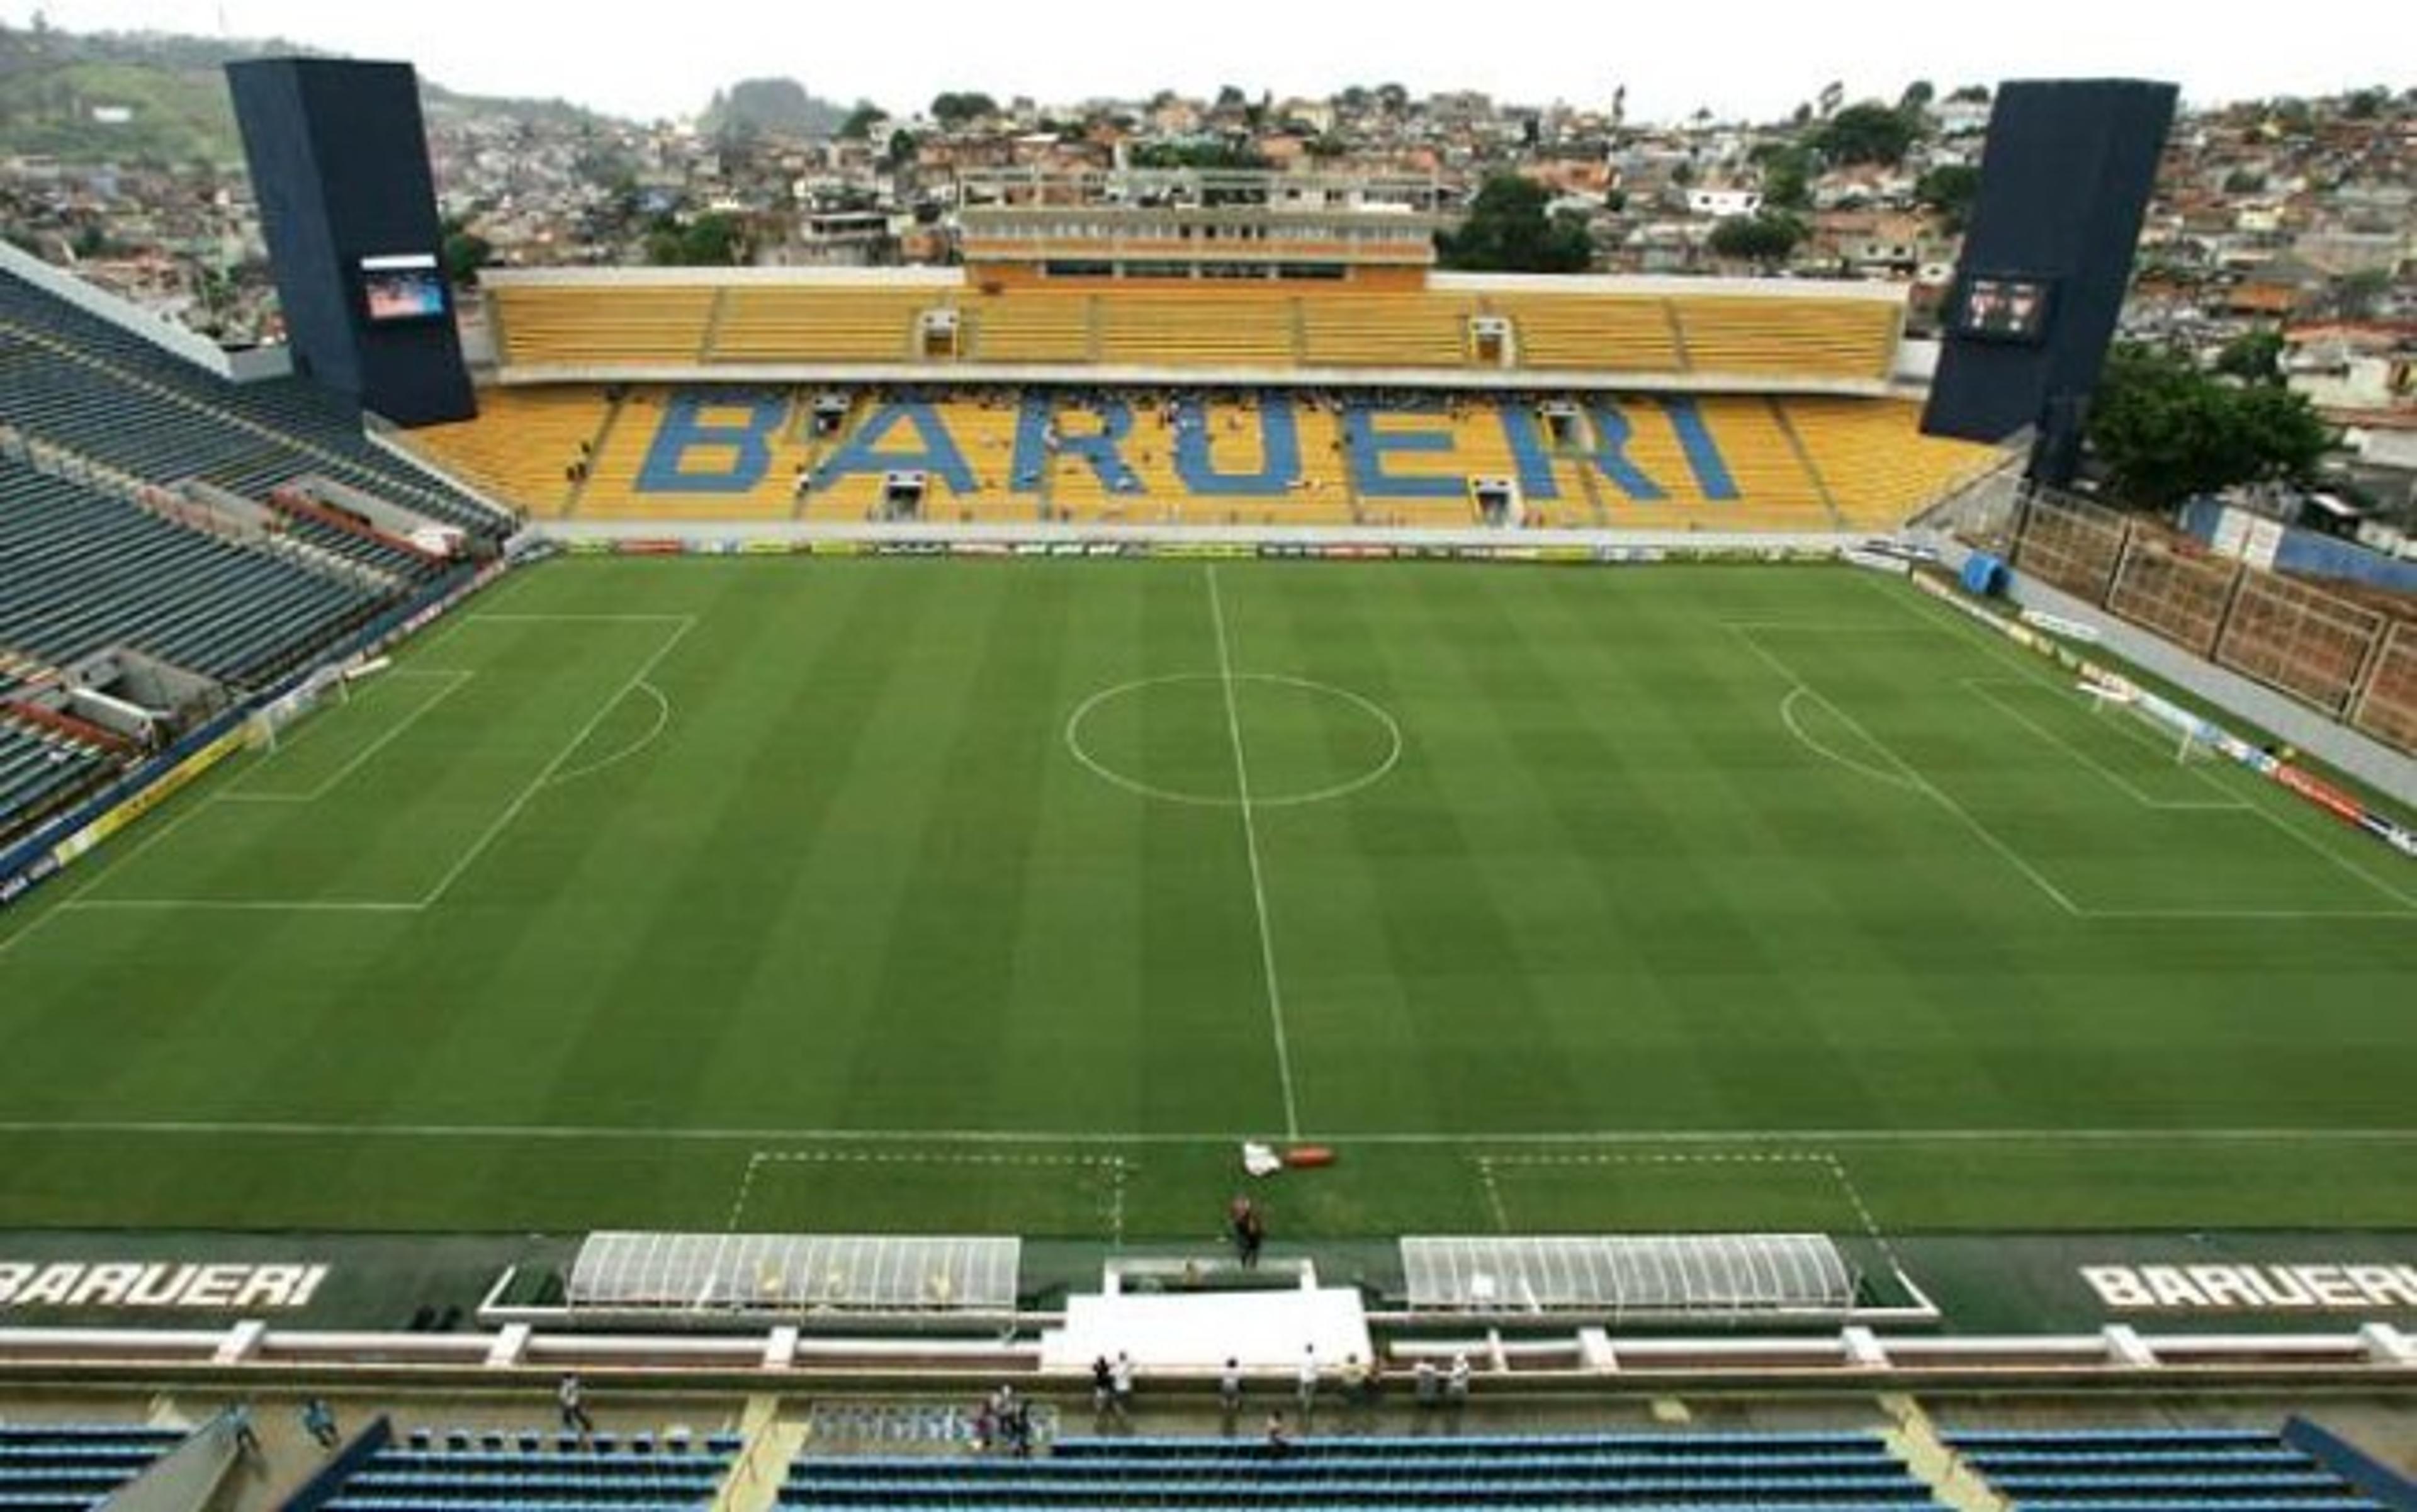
245 664 348 752
2079 680 2220 765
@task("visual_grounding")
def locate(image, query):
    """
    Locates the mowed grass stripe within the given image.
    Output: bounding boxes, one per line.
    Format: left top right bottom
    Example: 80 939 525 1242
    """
0 558 2408 1236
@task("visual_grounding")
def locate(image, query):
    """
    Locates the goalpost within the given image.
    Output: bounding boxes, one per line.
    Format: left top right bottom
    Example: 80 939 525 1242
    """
2078 680 2219 766
244 663 350 753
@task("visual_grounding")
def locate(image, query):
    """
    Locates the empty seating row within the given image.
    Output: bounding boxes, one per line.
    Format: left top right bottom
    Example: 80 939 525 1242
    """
1953 1431 2375 1512
488 280 1905 385
488 285 715 365
2001 1497 2378 1507
0 269 507 540
1 456 386 686
0 1427 181 1445
0 714 109 838
1947 1433 2284 1449
1965 1453 2314 1470
327 1501 709 1512
1981 1474 2352 1496
787 1478 1924 1497
386 1435 742 1461
1052 1432 1893 1460
276 510 434 580
342 1475 719 1499
0 1425 176 1511
337 1429 741 1512
804 1455 1916 1481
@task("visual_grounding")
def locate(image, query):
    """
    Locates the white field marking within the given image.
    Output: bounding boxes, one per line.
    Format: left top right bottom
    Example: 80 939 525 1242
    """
0 898 74 960
1063 673 1403 810
1777 687 1922 791
726 1148 1128 1234
546 680 672 787
1728 625 2082 916
1473 1156 1512 1234
2084 908 2416 921
2225 804 2417 910
467 613 698 623
725 1153 765 1231
1206 565 1302 1142
21 742 259 915
415 616 695 908
220 665 463 772
60 896 390 915
1874 583 2417 909
221 670 475 803
1957 677 2248 812
1108 1155 1128 1248
56 619 697 915
1 1120 2411 1147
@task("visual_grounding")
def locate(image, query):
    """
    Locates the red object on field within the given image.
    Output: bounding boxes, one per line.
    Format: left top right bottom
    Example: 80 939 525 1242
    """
1282 1146 1336 1168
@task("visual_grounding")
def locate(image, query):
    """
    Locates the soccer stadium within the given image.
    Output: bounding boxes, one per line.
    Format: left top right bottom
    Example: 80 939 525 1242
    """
0 51 2414 1512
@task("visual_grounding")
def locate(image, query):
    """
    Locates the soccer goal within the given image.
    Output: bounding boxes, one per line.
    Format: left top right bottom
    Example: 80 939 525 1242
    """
2078 679 2220 766
244 663 349 752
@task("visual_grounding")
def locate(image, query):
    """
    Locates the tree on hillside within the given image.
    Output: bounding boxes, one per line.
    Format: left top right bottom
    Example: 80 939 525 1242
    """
1435 174 1591 273
1898 79 1935 114
1915 162 1981 232
1753 142 1817 210
838 102 887 140
645 210 750 268
2087 342 2331 510
1813 101 1922 166
439 215 493 286
1707 211 1808 270
2214 327 2284 385
928 91 997 127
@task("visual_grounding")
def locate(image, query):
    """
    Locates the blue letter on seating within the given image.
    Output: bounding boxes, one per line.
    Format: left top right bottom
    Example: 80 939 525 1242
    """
1494 403 1564 502
1580 400 1669 502
1345 402 1466 499
635 391 786 494
1049 400 1143 495
1173 397 1301 496
814 402 977 494
1662 397 1739 501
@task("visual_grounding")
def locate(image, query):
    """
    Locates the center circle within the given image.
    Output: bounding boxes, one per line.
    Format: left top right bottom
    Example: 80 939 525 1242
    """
1065 674 1402 808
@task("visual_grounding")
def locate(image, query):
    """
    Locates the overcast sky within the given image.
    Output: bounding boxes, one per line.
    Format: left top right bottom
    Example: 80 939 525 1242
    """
6 0 2409 125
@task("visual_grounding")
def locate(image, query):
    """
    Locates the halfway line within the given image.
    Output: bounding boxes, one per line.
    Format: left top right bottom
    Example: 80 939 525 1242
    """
1207 565 1302 1140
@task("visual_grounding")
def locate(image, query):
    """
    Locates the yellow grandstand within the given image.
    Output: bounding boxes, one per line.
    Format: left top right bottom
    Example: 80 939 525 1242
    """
427 171 1998 533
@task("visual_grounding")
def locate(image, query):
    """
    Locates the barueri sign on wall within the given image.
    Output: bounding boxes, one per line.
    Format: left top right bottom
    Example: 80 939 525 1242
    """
2083 1263 2417 1312
0 1261 330 1311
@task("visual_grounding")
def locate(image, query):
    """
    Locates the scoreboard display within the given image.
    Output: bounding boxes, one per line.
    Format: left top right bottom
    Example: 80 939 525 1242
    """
1951 274 2054 343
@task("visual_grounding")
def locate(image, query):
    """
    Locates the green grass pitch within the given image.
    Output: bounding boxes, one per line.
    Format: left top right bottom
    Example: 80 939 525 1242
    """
0 556 2410 1244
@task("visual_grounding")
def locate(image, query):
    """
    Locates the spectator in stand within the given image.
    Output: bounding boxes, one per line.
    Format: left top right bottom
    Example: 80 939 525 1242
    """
301 1397 339 1450
557 1373 594 1438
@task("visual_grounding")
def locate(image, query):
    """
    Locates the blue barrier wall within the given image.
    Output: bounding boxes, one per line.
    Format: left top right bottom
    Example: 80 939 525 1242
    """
278 1415 392 1512
2283 1416 2417 1512
2178 498 2417 595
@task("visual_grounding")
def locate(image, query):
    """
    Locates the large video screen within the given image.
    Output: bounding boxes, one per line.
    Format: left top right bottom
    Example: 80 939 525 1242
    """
1951 274 2053 344
359 253 447 324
